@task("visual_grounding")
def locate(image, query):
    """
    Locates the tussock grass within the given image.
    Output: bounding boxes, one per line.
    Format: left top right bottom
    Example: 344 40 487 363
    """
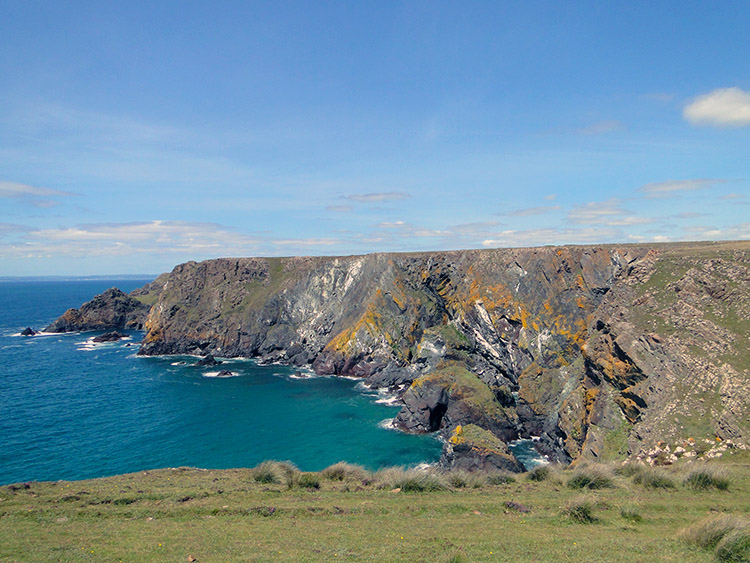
444 469 486 489
716 526 750 562
632 467 677 489
562 496 596 523
486 470 516 485
566 465 615 490
320 462 370 482
527 464 551 482
679 514 749 555
251 460 298 485
683 465 731 491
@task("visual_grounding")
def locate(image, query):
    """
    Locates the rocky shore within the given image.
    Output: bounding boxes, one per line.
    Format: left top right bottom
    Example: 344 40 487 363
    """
45 241 750 470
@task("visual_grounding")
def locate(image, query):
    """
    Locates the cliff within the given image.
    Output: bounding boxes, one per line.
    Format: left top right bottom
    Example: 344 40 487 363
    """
47 241 750 469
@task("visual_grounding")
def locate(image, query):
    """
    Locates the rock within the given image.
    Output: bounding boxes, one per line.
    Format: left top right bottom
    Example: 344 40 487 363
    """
196 354 221 367
45 288 150 332
216 370 234 377
92 331 127 343
20 327 36 336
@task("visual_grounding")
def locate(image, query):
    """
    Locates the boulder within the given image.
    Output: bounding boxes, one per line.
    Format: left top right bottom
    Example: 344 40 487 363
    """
20 327 36 336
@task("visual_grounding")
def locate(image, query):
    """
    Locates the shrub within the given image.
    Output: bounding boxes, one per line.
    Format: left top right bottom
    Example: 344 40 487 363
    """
321 462 370 482
486 471 516 485
374 467 409 490
563 497 596 523
567 466 614 490
527 465 551 482
680 515 747 550
632 467 676 489
716 527 750 562
684 466 731 491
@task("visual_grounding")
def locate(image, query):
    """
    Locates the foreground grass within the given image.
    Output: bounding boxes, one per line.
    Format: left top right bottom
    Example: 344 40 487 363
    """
1 451 749 562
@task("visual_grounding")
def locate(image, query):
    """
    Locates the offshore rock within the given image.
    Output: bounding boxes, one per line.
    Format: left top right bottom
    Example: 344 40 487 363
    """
20 327 36 336
92 331 127 343
46 242 750 466
196 354 221 367
45 288 150 332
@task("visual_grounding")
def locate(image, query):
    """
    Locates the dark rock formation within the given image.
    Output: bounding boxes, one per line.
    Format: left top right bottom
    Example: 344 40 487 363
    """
46 242 750 468
92 331 127 343
45 288 150 332
216 370 234 377
196 354 221 367
20 327 36 336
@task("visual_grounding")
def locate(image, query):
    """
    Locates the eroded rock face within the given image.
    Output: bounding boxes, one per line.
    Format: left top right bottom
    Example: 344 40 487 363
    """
46 242 750 467
45 288 150 333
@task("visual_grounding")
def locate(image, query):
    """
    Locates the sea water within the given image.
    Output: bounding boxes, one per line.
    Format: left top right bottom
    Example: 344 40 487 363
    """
0 280 441 485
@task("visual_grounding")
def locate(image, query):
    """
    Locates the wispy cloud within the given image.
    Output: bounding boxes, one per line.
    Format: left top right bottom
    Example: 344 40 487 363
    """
0 221 262 259
343 192 411 203
326 204 353 212
637 178 725 198
567 199 631 225
498 205 561 217
0 181 76 207
683 87 750 127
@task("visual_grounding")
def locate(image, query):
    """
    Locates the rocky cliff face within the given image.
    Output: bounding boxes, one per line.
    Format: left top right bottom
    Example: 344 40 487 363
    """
47 242 750 470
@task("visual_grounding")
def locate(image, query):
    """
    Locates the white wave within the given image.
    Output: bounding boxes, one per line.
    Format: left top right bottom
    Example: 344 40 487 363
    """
202 371 239 378
375 395 401 407
378 418 400 431
170 361 187 366
288 371 318 380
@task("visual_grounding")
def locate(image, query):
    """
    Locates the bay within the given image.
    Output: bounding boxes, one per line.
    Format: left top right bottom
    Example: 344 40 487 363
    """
0 280 441 485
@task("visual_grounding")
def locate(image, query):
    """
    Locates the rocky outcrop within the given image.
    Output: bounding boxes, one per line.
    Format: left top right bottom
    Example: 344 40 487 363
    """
46 242 750 469
92 331 127 343
20 327 36 336
44 288 151 332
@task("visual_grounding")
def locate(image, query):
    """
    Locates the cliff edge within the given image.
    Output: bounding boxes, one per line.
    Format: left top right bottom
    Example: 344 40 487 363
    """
47 241 750 469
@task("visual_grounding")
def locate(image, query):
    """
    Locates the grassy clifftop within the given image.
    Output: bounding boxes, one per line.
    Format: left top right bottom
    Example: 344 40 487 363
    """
2 450 749 562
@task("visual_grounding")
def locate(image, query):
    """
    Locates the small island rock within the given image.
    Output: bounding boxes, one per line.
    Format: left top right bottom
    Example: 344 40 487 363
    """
196 354 221 367
92 331 127 343
20 327 37 336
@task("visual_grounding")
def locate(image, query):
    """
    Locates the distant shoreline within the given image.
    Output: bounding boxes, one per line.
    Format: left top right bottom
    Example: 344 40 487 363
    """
0 275 157 283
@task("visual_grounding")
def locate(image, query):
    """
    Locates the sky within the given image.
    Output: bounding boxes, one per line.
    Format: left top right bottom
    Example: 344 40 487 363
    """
1 1 749 276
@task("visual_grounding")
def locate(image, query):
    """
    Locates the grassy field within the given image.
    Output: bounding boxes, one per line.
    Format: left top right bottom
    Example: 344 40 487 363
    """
1 451 749 562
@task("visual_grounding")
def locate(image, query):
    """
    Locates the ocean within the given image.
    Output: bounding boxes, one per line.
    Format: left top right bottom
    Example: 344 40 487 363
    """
0 280 444 485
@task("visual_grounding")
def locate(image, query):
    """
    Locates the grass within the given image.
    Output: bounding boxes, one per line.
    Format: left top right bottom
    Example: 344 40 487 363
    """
680 514 750 561
683 465 731 491
0 451 748 561
566 465 615 490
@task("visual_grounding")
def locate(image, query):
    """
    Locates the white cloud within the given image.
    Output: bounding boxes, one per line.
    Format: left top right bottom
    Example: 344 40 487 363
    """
637 178 725 198
344 192 411 203
683 87 750 127
482 227 621 247
272 238 340 246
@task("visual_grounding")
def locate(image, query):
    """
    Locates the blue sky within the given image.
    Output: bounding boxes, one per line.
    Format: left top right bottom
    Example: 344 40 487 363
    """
1 1 748 276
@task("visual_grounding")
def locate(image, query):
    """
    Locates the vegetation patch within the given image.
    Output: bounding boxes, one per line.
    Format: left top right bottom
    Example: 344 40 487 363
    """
683 465 731 491
567 465 615 490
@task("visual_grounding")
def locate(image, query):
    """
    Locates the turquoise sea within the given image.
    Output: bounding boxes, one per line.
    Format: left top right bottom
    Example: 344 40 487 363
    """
0 280 444 485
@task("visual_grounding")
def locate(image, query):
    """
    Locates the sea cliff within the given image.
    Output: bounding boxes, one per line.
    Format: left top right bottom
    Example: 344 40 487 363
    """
46 241 750 469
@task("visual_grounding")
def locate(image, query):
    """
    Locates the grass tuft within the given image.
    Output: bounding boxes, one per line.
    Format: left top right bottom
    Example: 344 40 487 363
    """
619 504 643 523
486 471 516 485
632 467 677 489
445 469 486 489
321 462 370 482
683 466 731 491
562 496 596 523
566 465 614 490
716 526 750 562
679 514 747 550
527 465 551 482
